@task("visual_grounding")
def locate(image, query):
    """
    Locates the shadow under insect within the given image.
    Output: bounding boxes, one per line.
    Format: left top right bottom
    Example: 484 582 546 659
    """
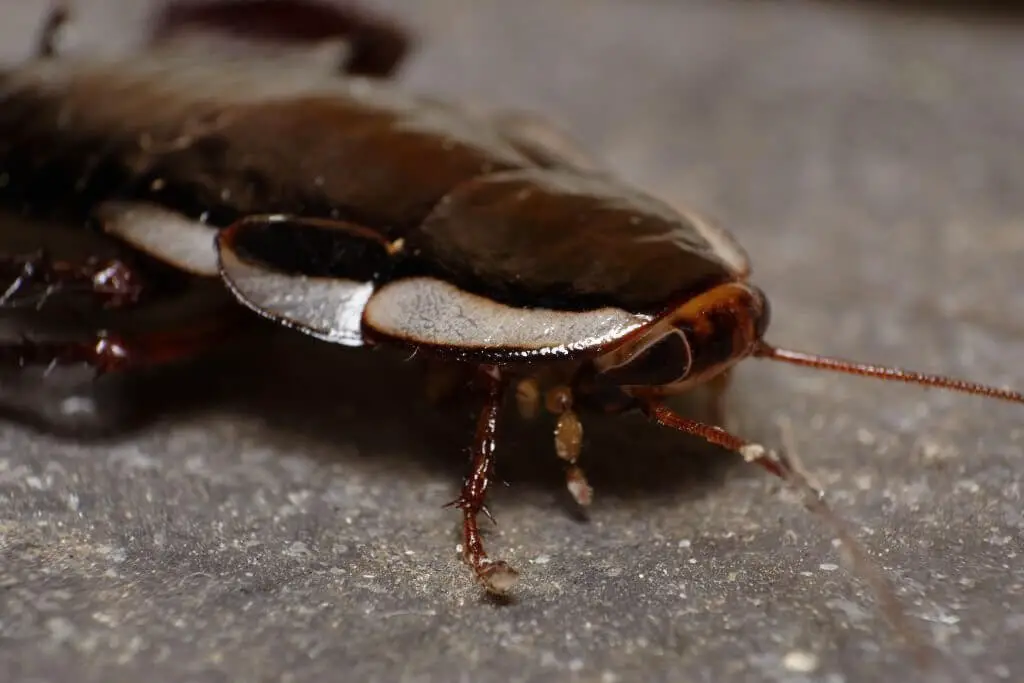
216 329 748 506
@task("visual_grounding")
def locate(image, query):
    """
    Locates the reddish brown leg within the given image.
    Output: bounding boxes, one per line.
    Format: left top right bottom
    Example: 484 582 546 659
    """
0 236 238 378
7 310 247 376
640 399 951 668
150 0 414 78
445 365 519 594
640 400 792 481
0 241 248 431
0 251 142 310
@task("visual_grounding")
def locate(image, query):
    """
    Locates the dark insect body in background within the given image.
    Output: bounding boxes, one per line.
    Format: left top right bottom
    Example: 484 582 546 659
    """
1 2 1021 673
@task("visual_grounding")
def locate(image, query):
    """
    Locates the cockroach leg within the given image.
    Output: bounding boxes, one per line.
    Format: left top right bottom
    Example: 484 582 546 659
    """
9 310 246 376
151 0 415 78
2 335 123 376
514 377 541 419
546 386 592 507
0 251 143 310
0 251 48 307
640 399 793 482
444 365 519 594
640 398 952 668
96 312 249 373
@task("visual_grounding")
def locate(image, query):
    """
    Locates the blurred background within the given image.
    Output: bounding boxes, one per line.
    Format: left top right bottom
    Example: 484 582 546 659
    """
1 1 1022 682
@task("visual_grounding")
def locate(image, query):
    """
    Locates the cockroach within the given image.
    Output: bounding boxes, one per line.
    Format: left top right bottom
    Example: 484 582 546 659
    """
2 1 1021 638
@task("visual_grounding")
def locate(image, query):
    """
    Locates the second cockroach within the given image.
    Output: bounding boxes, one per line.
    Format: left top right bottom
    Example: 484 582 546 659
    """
1 0 1021 625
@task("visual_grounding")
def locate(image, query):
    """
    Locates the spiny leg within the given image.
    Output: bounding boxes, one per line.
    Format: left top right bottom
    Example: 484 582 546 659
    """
0 251 142 310
640 399 791 480
545 386 592 507
0 205 244 430
8 309 248 376
0 246 239 376
1 251 51 307
445 365 518 594
0 311 250 436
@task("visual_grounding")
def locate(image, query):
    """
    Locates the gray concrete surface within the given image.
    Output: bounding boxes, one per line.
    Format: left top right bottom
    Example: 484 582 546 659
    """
2 1 1023 681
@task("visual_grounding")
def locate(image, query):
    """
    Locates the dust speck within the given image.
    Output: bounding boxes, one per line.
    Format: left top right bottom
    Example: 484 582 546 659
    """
46 617 77 644
783 650 819 672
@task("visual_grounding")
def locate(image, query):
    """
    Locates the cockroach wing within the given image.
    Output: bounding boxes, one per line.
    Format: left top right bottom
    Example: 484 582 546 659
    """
362 276 652 361
216 215 652 360
97 202 221 277
216 216 392 346
0 57 530 238
407 169 750 315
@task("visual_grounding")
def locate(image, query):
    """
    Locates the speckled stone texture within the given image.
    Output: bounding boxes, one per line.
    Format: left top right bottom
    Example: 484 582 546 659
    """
1 1 1023 682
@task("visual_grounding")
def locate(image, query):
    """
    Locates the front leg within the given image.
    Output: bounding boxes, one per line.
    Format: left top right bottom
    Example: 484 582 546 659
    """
446 365 519 594
0 250 142 310
0 286 248 434
0 226 245 432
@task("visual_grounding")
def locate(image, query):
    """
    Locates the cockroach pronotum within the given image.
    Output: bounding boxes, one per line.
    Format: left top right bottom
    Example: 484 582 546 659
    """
2 0 1021 665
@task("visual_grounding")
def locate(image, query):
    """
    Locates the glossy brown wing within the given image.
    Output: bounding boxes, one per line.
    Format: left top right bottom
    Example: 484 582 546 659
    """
406 169 749 314
213 214 653 361
215 215 393 346
0 56 531 236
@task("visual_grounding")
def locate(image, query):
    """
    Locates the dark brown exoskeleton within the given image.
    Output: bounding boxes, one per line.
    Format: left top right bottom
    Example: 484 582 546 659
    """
2 1 1022 623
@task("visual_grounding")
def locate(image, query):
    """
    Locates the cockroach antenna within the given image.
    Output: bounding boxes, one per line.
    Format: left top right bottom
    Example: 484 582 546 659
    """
753 341 1024 405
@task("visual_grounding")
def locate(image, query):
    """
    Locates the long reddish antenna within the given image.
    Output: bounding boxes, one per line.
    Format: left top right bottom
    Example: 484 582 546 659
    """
754 342 1024 405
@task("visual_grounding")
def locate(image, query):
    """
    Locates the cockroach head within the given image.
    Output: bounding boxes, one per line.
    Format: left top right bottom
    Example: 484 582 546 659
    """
588 281 771 397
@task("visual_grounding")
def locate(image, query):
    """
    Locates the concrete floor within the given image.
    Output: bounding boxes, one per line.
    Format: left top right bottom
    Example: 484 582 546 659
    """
1 1 1023 681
